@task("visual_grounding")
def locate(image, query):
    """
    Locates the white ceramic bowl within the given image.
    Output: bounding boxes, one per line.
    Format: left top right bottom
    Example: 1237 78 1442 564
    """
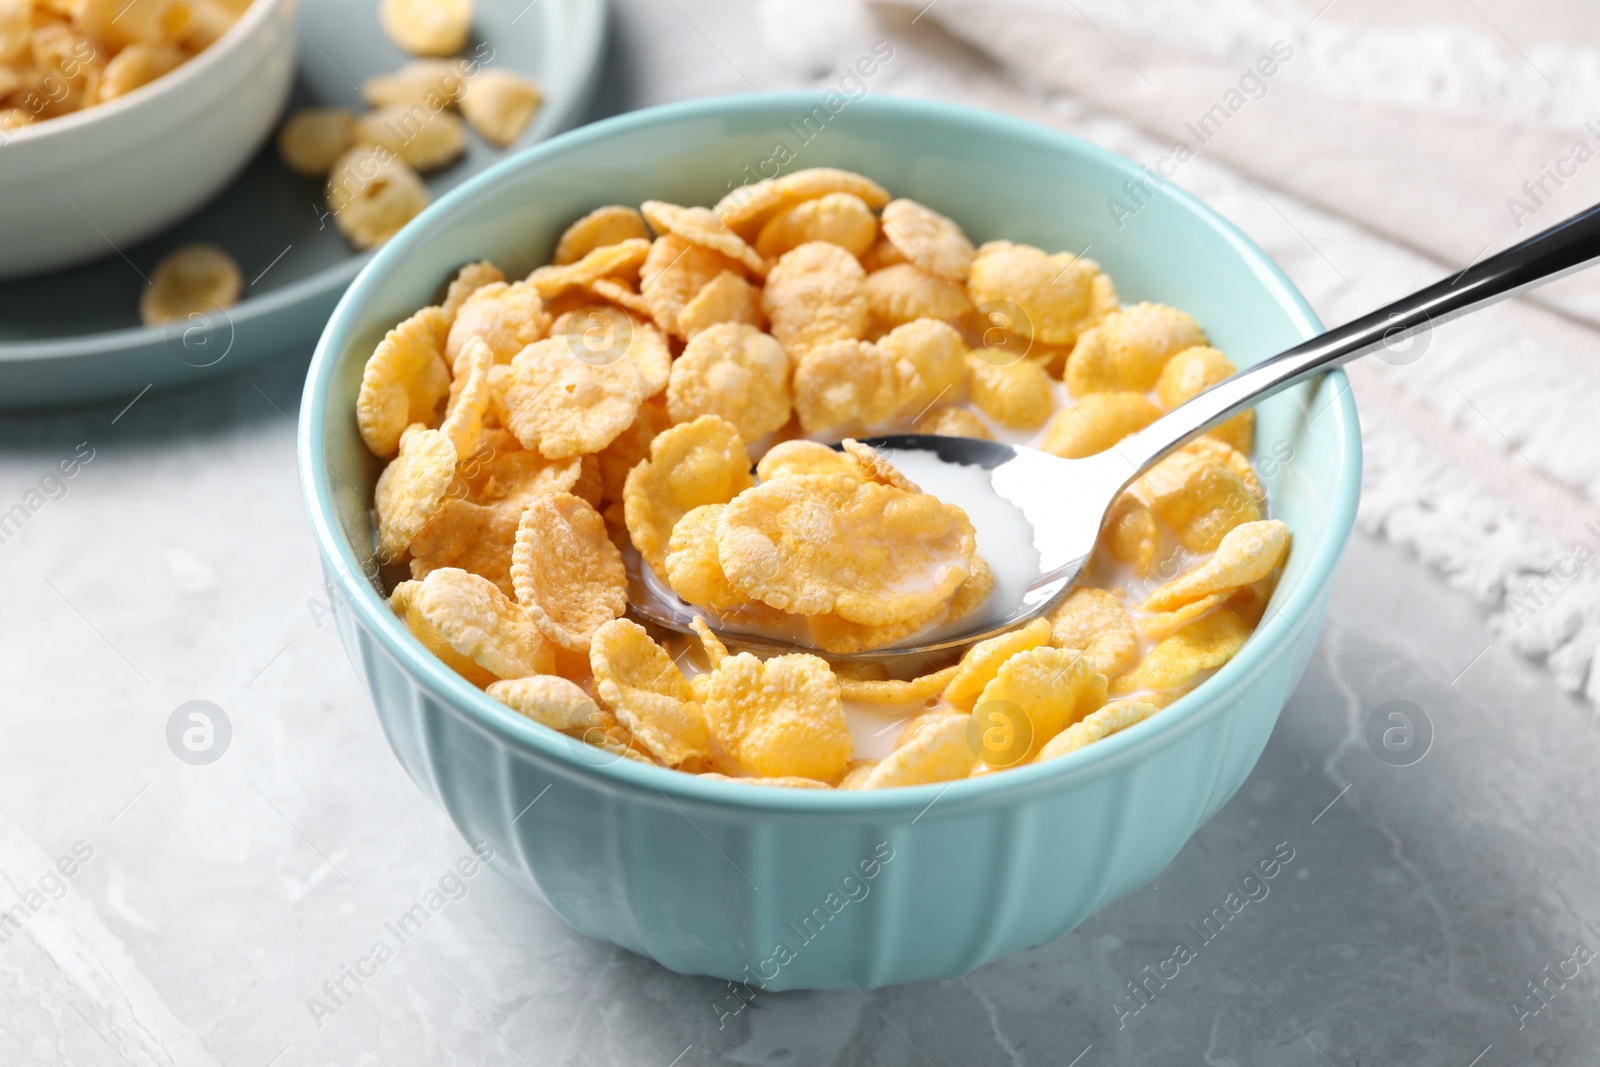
0 0 297 280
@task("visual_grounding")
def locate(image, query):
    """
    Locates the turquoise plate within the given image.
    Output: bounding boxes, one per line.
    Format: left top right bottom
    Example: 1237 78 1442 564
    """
0 0 606 410
300 94 1362 989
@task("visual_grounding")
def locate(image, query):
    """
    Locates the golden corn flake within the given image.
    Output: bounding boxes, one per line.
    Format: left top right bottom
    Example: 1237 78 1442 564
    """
375 427 456 561
392 579 499 687
554 205 651 265
880 198 975 282
499 337 645 458
973 646 1108 762
354 102 466 172
1048 587 1137 677
623 415 754 576
1065 302 1206 396
441 259 506 321
277 107 356 177
1138 593 1230 642
703 651 850 781
967 241 1118 346
947 555 996 623
864 714 973 789
714 167 891 240
486 674 601 732
915 407 992 440
457 430 584 507
792 340 898 435
1140 450 1261 552
1103 491 1160 575
667 322 792 441
677 270 763 338
1141 519 1289 612
1040 391 1161 459
362 59 470 108
1156 345 1253 452
1180 436 1264 503
590 619 713 768
719 478 975 626
754 191 877 259
839 664 958 704
408 497 519 594
414 566 557 684
859 237 907 273
967 353 1055 430
528 238 650 300
586 276 654 319
439 336 492 460
943 617 1051 712
327 146 429 250
689 615 731 670
804 602 943 655
1036 699 1158 761
1110 609 1250 696
550 303 670 396
761 241 868 357
642 200 768 278
841 439 918 492
446 279 550 367
755 440 864 485
380 0 472 56
139 242 242 327
512 493 627 651
865 264 974 329
879 318 969 417
665 504 747 610
460 68 543 147
639 235 748 339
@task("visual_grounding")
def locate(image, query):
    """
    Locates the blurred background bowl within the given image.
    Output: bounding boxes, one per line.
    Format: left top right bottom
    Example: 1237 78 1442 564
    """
0 0 297 280
299 93 1361 990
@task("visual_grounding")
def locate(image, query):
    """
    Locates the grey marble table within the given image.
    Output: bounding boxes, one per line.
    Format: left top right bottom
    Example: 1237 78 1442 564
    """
4 3 1600 1063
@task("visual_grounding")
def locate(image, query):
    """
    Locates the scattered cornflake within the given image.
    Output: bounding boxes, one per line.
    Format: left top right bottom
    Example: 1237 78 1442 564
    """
460 68 543 146
277 108 357 178
380 0 473 56
139 243 242 327
327 145 430 250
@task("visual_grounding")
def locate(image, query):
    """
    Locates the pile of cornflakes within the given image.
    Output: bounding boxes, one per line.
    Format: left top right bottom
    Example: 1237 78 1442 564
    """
0 0 250 132
355 166 1291 789
278 0 543 250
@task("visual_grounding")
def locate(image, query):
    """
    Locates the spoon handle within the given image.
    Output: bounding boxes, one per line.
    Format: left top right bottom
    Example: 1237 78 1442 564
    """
1116 200 1600 474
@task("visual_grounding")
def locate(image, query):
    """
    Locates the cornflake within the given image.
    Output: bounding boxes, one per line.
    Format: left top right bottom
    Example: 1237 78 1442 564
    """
704 652 851 781
139 243 242 327
761 241 868 357
554 205 652 265
623 415 754 576
277 108 356 178
327 146 430 250
667 323 792 441
591 619 714 768
380 0 473 56
512 493 627 652
460 68 543 146
357 171 1289 788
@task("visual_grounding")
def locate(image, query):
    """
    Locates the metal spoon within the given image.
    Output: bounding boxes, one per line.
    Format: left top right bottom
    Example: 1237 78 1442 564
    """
632 201 1600 664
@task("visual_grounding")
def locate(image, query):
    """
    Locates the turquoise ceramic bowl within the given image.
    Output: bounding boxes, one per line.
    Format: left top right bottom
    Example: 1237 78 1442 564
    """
298 94 1360 990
